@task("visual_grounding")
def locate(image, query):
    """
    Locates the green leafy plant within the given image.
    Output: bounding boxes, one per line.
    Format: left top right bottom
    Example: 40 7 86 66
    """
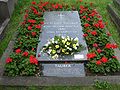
94 80 111 89
5 51 38 76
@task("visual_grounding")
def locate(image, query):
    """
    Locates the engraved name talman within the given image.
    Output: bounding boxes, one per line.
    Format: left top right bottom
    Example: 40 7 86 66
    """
55 64 71 68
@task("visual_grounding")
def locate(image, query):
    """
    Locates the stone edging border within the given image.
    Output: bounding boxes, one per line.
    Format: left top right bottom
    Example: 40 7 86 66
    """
0 76 120 86
107 4 120 35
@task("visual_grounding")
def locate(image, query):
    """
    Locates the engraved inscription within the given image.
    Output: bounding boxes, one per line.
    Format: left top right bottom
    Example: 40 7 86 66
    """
36 11 88 61
42 64 85 77
55 64 71 68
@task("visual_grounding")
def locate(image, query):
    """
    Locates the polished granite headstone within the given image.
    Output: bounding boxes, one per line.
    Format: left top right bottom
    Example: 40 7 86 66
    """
42 63 85 77
36 11 88 61
0 0 15 18
0 0 15 40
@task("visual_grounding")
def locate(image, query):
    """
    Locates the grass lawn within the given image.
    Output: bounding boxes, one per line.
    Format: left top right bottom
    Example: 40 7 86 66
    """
0 85 120 90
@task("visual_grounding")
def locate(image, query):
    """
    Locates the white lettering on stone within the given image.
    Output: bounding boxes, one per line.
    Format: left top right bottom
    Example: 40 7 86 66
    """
55 64 71 68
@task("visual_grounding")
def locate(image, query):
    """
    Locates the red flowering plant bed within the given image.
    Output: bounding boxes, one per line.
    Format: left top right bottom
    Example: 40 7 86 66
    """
4 1 120 76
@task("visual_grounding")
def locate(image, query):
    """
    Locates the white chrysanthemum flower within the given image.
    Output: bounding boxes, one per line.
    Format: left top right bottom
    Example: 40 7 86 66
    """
47 41 51 44
65 45 67 47
71 38 73 40
55 45 59 49
52 40 54 43
49 47 52 49
51 38 54 41
52 50 56 54
48 49 52 54
73 44 76 47
57 50 60 53
65 38 67 42
66 42 70 45
73 46 77 50
67 36 70 40
62 40 66 44
62 49 65 52
65 52 69 54
67 47 70 49
76 43 79 46
73 44 77 49
55 41 58 44
69 48 72 51
74 37 79 41
45 43 49 46
61 36 65 39
52 54 58 59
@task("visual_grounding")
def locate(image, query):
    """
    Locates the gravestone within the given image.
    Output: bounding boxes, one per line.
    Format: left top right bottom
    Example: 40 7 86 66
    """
36 11 88 62
42 63 85 77
36 11 88 77
107 0 120 34
0 0 15 40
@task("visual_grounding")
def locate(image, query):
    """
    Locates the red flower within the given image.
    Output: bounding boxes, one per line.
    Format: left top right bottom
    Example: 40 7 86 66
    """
42 2 49 7
87 30 91 33
21 21 26 25
6 57 12 64
15 49 21 54
87 18 90 21
80 10 83 14
52 4 59 9
98 21 104 29
83 34 88 37
31 32 36 36
96 60 102 65
22 51 29 57
79 0 83 2
97 48 102 53
93 23 99 28
38 53 41 57
87 53 96 59
24 14 28 19
93 43 98 47
31 1 36 5
80 5 84 9
39 5 43 9
111 44 118 49
97 15 101 18
28 19 36 23
101 57 108 63
32 48 34 51
55 4 59 9
59 4 63 9
89 12 96 17
107 32 111 36
90 2 93 6
99 23 104 29
28 26 32 30
112 56 117 59
40 21 44 25
33 10 38 15
105 43 112 49
29 55 38 65
91 31 97 36
82 16 86 19
25 10 29 13
105 43 118 49
84 23 90 28
36 25 41 29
